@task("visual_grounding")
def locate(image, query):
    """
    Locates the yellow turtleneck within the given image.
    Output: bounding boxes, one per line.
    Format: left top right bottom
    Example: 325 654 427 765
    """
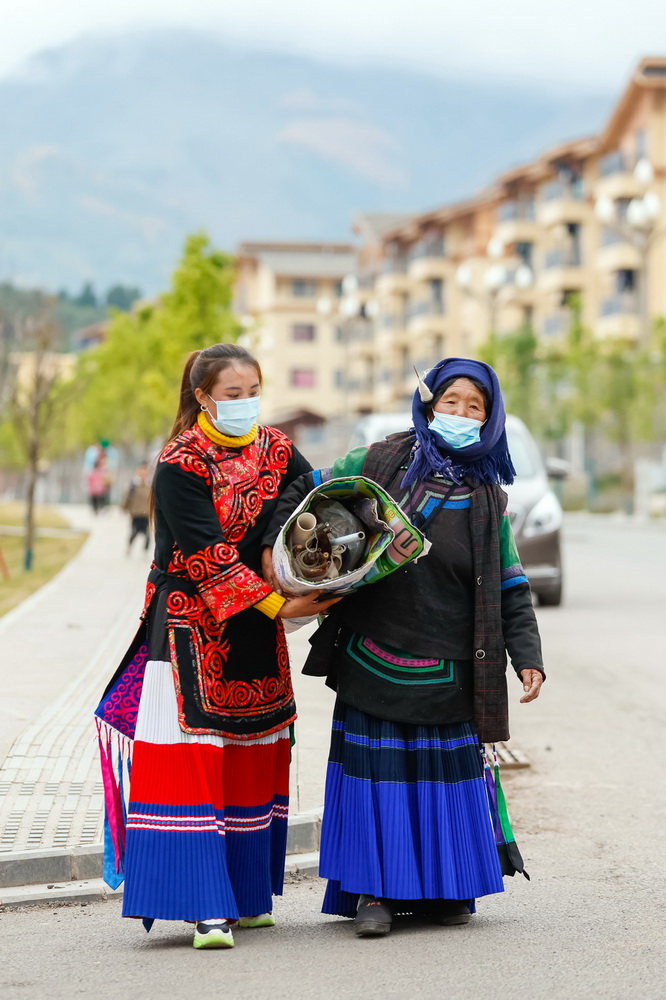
196 409 285 619
197 410 258 448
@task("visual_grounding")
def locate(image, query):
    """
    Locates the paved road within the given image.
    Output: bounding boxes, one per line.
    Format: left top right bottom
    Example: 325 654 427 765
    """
2 516 666 999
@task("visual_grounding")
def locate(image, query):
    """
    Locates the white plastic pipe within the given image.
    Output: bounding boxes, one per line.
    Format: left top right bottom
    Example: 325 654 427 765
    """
291 512 318 546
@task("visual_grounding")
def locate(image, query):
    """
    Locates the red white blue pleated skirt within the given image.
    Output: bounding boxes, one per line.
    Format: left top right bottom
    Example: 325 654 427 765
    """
320 700 504 916
120 660 290 923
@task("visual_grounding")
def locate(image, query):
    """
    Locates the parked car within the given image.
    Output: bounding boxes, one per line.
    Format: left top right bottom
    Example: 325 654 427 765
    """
349 412 566 605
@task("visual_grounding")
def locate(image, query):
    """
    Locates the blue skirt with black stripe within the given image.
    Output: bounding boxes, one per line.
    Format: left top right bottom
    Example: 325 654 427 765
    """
320 700 505 917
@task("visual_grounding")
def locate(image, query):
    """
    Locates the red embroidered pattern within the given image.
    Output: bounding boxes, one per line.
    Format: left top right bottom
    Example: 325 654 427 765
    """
155 424 295 728
169 618 294 735
160 425 290 622
140 580 156 621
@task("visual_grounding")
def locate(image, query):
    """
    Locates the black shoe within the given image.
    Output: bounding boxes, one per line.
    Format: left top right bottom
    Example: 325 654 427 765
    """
431 900 473 926
354 898 392 937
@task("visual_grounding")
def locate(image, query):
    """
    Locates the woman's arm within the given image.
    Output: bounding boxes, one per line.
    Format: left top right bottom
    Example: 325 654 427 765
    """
156 460 339 621
499 511 545 687
156 460 276 620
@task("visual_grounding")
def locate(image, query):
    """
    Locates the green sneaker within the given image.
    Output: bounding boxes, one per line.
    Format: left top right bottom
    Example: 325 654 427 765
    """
193 920 235 949
238 913 276 929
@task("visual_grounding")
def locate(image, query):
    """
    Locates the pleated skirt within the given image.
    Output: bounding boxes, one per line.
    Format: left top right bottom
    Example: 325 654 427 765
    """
320 700 505 917
120 660 290 922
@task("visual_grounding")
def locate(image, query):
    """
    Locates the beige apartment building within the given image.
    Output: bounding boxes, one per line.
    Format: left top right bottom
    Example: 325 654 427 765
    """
342 56 666 413
234 241 356 424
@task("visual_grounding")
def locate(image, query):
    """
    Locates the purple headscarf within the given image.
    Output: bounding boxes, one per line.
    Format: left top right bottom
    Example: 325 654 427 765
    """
401 357 516 488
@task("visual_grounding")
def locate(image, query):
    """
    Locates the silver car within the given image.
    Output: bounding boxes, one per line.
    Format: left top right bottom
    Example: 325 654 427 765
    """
349 412 565 606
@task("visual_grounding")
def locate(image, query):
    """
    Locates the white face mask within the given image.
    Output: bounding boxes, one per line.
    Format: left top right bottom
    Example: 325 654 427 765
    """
430 411 484 449
206 394 261 437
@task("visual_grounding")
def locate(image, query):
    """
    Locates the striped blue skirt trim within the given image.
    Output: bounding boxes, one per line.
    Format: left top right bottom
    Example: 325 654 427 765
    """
320 701 505 916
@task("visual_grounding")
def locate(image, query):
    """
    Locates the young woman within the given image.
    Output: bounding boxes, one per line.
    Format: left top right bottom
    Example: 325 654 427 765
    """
96 343 339 949
263 357 545 937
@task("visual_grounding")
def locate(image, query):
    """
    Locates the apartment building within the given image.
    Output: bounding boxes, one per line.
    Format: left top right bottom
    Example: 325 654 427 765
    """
234 241 356 424
343 56 666 413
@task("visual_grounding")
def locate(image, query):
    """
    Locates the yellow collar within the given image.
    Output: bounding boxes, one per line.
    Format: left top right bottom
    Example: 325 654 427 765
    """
197 410 258 448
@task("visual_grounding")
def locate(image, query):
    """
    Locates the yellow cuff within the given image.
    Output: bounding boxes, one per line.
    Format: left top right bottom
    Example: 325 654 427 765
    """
254 592 286 619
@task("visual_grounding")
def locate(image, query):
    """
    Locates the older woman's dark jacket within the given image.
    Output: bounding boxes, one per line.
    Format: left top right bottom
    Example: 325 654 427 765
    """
264 432 544 743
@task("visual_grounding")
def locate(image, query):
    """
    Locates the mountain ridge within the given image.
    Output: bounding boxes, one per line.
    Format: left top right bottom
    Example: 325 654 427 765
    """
0 29 614 292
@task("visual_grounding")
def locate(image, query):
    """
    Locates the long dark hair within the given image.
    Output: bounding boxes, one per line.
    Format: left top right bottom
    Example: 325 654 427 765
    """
150 344 263 522
167 343 263 443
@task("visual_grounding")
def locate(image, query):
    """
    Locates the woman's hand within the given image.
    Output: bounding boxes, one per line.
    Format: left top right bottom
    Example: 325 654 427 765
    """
519 669 543 703
278 590 343 619
261 546 281 594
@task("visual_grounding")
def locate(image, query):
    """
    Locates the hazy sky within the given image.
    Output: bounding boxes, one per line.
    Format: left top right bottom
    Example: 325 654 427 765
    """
3 0 665 88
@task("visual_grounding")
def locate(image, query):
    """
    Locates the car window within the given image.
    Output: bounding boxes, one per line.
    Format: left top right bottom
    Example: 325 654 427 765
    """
349 415 411 448
506 427 540 477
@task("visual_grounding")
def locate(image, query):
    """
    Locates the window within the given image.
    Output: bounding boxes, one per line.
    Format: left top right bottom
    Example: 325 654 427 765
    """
334 369 345 387
636 129 648 159
616 269 636 293
291 368 316 388
292 323 315 342
516 242 533 267
334 280 343 297
429 278 444 304
600 150 627 177
292 279 318 297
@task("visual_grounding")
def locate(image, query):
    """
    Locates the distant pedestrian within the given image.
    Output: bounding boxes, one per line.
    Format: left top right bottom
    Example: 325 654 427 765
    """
263 357 545 937
87 455 111 515
122 462 152 553
94 343 339 950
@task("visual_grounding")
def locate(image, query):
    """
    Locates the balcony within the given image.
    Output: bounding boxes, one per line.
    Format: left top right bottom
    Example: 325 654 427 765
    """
595 151 644 202
495 200 539 244
376 258 409 296
597 293 640 339
538 247 585 291
596 230 641 271
537 179 587 227
406 300 446 337
407 238 448 281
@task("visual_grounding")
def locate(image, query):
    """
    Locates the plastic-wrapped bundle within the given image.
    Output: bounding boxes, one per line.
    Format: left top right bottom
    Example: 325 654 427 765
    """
273 476 430 630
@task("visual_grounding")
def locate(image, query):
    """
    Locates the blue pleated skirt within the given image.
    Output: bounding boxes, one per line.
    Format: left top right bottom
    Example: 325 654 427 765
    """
320 700 505 916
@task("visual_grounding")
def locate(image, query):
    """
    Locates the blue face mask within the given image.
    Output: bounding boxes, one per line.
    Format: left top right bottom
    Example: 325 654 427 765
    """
207 395 261 437
430 412 484 449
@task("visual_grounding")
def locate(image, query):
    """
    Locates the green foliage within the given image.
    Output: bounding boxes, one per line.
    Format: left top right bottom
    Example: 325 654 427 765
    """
74 282 98 308
106 285 142 311
481 295 666 458
69 232 242 447
53 300 107 346
0 420 25 470
481 324 538 427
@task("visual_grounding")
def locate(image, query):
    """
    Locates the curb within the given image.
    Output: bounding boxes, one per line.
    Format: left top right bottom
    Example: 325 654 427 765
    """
0 808 323 898
0 853 322 910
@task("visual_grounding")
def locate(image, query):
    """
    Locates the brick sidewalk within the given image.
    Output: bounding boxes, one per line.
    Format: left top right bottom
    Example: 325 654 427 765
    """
0 505 331 855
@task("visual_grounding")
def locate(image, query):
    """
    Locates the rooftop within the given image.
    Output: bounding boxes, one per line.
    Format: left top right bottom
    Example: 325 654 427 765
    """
238 241 356 278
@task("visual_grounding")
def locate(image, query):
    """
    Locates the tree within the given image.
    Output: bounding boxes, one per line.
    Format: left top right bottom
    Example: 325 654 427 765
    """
106 285 142 312
2 302 73 569
479 322 538 427
75 282 98 308
71 232 242 449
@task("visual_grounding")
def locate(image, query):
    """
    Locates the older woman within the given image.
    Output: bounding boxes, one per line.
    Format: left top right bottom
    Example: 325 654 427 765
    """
263 357 544 937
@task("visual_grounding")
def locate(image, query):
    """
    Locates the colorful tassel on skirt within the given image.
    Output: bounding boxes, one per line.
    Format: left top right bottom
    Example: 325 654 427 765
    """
97 660 290 924
482 744 529 879
320 701 506 917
